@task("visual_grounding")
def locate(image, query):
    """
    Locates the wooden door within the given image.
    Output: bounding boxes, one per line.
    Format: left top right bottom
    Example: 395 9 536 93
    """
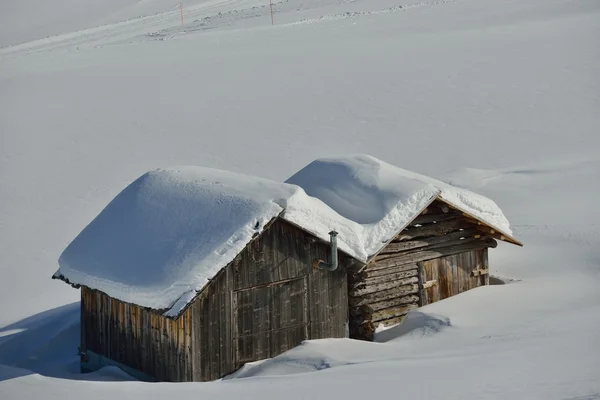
419 249 488 306
232 276 309 367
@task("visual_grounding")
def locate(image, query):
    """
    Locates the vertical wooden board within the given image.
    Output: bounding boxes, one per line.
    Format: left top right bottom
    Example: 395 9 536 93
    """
186 310 193 381
80 290 86 355
320 266 331 337
179 313 185 381
456 253 465 293
122 302 128 364
113 297 118 361
424 260 435 301
208 291 217 380
151 313 158 379
218 283 226 378
461 251 470 291
445 256 453 297
164 316 171 381
452 254 460 296
437 258 449 300
248 242 258 288
239 252 248 291
264 229 279 283
98 292 105 356
142 309 150 377
430 258 440 303
482 248 490 286
129 305 137 371
417 262 427 306
473 250 482 287
225 273 233 377
176 315 183 381
463 251 473 290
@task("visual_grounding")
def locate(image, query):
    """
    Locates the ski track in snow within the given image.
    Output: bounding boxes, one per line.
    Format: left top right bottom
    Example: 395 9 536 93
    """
0 0 455 56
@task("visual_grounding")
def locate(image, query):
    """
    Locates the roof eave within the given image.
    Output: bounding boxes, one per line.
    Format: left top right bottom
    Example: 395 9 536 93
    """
436 198 523 247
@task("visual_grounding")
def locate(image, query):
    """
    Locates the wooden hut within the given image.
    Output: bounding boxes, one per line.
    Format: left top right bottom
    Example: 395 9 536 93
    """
67 219 350 382
347 198 521 340
52 156 521 382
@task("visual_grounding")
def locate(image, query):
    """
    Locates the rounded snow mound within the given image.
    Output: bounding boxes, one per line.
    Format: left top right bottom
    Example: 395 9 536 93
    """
374 311 452 342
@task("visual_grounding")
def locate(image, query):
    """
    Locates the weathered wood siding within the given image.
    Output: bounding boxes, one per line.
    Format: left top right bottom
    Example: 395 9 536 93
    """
190 218 350 381
80 287 193 382
348 201 495 341
419 248 488 305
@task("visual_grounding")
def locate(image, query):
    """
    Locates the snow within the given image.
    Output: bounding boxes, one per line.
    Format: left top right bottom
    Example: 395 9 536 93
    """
1 0 600 398
286 154 514 239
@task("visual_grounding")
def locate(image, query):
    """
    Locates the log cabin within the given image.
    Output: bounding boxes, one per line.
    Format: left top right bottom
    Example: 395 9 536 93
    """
52 155 521 382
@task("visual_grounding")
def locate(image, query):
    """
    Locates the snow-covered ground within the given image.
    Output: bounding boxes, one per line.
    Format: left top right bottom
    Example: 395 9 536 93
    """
1 0 599 398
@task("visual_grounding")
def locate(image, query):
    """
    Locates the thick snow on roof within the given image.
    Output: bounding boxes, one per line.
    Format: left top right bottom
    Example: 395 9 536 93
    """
54 166 366 316
56 167 301 316
55 156 514 317
285 154 514 245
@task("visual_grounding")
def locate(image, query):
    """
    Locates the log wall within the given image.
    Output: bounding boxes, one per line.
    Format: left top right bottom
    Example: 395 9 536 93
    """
80 286 193 382
348 201 496 341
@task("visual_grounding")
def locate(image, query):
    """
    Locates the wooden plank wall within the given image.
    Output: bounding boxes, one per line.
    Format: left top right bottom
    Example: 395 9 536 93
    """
348 201 496 341
190 218 349 381
420 248 488 305
80 287 193 382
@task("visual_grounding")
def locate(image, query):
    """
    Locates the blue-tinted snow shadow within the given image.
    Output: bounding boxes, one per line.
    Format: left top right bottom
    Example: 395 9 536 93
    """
0 302 137 382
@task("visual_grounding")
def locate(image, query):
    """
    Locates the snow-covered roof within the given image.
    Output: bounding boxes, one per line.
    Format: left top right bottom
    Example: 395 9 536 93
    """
54 155 518 318
285 154 519 250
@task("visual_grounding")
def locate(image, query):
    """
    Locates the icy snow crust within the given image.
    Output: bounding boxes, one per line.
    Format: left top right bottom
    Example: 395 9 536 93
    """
55 156 512 316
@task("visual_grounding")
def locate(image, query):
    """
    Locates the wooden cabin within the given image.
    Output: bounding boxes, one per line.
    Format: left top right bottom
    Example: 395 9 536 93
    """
71 218 351 382
52 158 521 382
347 199 521 340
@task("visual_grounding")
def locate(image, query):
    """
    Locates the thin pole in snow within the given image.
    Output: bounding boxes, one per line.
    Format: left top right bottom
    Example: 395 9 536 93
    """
180 1 184 25
270 0 274 25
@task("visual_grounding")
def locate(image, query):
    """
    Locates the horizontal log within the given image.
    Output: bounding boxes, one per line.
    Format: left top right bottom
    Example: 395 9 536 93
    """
379 228 480 255
375 235 482 264
471 269 489 277
372 238 497 269
356 269 418 287
394 219 469 241
410 212 459 226
349 277 419 297
373 314 408 328
362 261 418 274
475 226 509 242
371 304 419 323
362 294 420 312
422 279 438 289
350 265 418 283
349 284 420 307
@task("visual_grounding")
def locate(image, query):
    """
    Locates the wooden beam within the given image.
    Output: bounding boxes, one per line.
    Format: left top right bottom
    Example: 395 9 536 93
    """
379 228 479 255
393 219 469 242
358 294 420 312
349 284 420 307
471 269 489 277
372 238 497 268
350 269 418 287
422 279 438 289
371 304 419 323
410 212 458 226
349 277 419 297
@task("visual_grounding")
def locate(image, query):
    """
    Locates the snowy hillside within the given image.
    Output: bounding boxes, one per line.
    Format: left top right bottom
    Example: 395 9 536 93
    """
1 0 599 398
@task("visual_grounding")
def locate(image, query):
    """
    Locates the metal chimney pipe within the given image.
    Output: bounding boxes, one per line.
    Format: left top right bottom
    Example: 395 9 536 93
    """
312 231 339 272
